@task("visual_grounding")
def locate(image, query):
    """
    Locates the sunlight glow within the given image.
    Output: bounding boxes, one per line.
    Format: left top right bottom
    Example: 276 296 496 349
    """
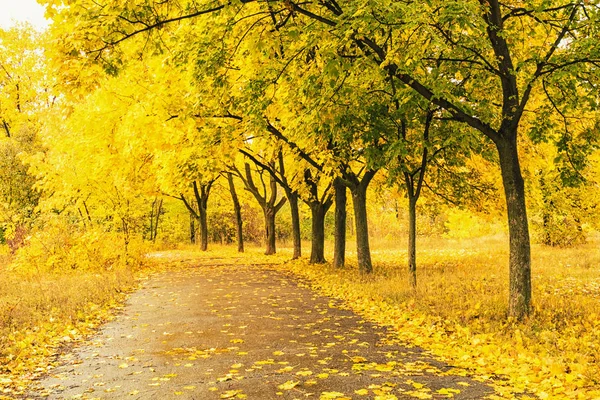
0 0 48 30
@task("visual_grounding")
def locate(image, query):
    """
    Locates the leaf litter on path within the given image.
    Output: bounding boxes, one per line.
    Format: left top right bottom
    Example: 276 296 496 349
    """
27 259 494 399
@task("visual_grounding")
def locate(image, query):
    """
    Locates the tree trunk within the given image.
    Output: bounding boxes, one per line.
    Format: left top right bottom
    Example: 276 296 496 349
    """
288 192 302 259
352 184 373 274
199 205 208 251
333 178 346 268
149 201 155 242
239 163 285 256
152 198 162 242
228 173 244 253
408 197 417 288
264 207 276 255
497 136 531 319
309 203 327 264
190 213 196 244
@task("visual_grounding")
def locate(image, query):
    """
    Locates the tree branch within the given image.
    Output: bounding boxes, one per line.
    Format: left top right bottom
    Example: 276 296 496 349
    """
93 4 226 52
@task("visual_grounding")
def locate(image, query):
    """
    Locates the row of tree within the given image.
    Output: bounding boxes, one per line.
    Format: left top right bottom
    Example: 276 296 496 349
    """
1 1 599 319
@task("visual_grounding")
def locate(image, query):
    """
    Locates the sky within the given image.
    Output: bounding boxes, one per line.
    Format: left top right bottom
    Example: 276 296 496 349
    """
0 0 49 30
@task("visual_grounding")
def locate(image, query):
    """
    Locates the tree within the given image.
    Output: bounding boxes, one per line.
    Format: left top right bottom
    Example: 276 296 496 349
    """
234 162 286 255
147 197 163 242
44 0 600 318
302 169 333 264
332 178 347 268
179 179 217 251
226 172 244 253
239 148 303 259
0 26 49 247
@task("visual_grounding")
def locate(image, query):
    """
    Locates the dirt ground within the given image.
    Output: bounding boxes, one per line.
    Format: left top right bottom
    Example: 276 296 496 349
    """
26 261 494 399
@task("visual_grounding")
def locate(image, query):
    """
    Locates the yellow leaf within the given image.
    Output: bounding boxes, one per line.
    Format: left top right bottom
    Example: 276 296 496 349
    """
320 392 345 399
221 390 243 398
278 380 300 390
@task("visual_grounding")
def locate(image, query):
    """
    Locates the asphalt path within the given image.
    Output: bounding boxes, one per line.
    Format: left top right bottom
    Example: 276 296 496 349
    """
27 261 493 399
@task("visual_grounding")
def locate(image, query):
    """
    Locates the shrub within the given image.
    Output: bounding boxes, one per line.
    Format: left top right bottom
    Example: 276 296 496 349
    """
11 220 146 275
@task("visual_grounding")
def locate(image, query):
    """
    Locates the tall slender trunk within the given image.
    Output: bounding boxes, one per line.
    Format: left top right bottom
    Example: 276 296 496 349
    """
351 184 372 274
264 208 276 255
288 192 301 259
152 198 162 242
189 213 196 244
497 135 531 319
149 201 155 241
333 178 347 268
408 197 417 288
152 199 163 242
199 204 208 251
238 163 286 256
309 203 327 264
227 173 244 253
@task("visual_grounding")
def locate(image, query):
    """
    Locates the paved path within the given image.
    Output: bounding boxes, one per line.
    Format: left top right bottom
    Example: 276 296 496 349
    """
28 262 493 399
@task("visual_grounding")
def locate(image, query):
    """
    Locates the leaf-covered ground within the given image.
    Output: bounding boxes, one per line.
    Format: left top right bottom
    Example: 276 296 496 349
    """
26 256 493 399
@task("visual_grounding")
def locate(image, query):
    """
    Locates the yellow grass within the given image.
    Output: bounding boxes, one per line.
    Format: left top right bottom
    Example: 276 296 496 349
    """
281 235 600 399
3 237 599 398
180 237 600 398
0 245 145 396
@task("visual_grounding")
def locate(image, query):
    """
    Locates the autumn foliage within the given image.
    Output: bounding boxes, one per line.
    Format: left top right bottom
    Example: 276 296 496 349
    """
1 0 600 398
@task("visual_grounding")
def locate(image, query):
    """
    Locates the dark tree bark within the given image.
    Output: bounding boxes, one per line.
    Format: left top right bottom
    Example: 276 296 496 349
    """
227 173 244 253
351 182 372 274
264 207 277 255
2 119 10 138
303 169 333 264
149 197 163 242
240 149 302 259
309 203 328 264
341 168 377 274
278 151 302 259
288 192 301 259
194 181 210 251
235 162 286 255
198 198 208 251
407 197 417 288
497 135 531 318
180 179 216 252
189 212 196 244
333 178 347 268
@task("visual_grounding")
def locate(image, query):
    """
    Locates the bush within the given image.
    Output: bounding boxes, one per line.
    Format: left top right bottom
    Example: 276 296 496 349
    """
532 214 586 247
443 209 501 239
0 219 150 395
11 220 146 275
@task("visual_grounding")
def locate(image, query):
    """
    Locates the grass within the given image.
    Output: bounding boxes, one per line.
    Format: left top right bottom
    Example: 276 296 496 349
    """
276 234 600 399
0 246 146 397
186 235 600 398
3 236 599 398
